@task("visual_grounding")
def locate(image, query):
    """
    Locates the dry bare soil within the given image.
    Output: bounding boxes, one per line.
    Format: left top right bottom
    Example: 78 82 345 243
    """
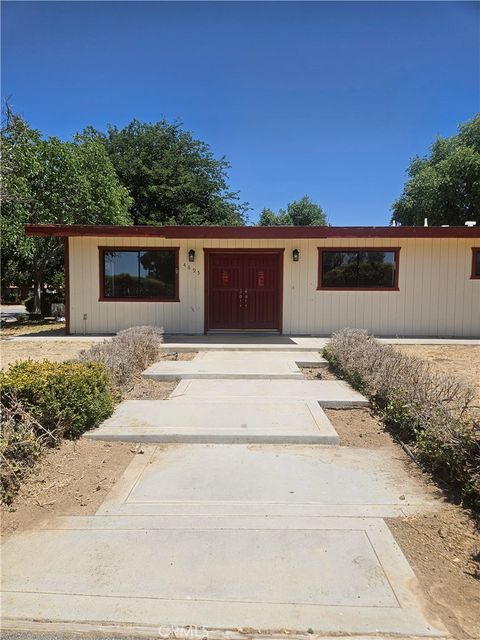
1 321 66 337
1 335 197 371
1 440 136 541
394 344 480 404
1 339 97 368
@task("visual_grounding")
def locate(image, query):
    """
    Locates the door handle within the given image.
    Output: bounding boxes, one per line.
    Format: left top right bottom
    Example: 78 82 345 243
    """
238 289 243 306
243 289 248 307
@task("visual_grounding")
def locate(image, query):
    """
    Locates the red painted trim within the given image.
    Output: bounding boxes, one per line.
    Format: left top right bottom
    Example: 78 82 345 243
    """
317 247 401 291
24 224 480 239
98 246 180 302
203 249 284 333
471 248 480 279
64 237 70 335
278 251 284 335
202 248 286 253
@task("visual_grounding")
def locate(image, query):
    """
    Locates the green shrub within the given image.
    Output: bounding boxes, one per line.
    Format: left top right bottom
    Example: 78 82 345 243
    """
79 325 164 389
0 360 113 439
324 328 480 508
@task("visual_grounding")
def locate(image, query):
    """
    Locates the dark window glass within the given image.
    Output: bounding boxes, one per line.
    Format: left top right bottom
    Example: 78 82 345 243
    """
475 250 480 277
103 250 177 299
321 250 397 289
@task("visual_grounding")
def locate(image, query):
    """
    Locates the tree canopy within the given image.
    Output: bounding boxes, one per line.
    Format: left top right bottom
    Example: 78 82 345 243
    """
87 119 248 226
392 114 480 226
258 196 328 226
1 110 132 312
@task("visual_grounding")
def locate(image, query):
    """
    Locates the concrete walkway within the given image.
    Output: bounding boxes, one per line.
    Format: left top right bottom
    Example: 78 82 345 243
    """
85 399 340 444
143 350 326 380
170 378 368 407
86 351 362 443
1 347 447 638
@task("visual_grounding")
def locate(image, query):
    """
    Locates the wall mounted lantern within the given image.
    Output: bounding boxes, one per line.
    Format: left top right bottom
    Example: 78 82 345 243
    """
292 249 300 262
188 249 195 262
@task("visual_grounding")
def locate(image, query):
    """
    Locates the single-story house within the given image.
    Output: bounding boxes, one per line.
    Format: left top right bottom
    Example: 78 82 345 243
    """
26 224 480 337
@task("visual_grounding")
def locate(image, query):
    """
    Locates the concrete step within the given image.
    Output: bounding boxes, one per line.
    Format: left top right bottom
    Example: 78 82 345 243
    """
161 335 329 351
84 399 340 444
170 378 368 407
143 350 326 380
94 444 436 518
1 517 445 636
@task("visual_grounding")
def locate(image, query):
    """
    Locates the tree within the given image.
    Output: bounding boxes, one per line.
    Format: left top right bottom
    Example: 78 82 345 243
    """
392 114 480 226
258 196 328 225
1 111 132 314
86 119 248 226
258 207 289 226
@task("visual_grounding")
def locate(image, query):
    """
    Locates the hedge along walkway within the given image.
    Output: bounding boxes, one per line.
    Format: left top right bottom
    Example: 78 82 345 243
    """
1 347 451 638
324 330 480 509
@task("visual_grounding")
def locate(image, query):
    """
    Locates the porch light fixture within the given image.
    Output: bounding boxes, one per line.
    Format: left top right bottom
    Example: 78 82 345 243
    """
292 249 300 262
188 249 195 262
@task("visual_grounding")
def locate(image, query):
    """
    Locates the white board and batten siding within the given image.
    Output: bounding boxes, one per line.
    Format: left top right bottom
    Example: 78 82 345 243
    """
68 236 480 337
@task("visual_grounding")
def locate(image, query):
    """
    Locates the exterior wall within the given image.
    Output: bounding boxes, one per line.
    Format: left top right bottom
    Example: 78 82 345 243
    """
68 236 480 337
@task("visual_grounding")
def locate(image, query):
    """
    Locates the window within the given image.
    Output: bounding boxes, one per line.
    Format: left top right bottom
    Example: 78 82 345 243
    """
100 248 179 301
318 248 399 290
472 249 480 279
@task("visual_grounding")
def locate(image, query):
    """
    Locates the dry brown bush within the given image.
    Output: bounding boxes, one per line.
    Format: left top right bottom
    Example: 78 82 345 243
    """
324 329 480 507
1 393 60 503
78 325 164 389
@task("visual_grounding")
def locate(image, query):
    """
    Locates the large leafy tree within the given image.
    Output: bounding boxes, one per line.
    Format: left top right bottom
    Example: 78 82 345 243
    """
392 114 480 226
1 110 132 314
87 119 248 226
258 196 328 226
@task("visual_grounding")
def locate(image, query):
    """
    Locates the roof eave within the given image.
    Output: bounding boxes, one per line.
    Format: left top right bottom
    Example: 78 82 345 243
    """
24 224 480 239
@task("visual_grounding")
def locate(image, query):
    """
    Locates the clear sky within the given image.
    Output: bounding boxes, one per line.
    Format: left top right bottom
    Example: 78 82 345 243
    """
2 1 479 225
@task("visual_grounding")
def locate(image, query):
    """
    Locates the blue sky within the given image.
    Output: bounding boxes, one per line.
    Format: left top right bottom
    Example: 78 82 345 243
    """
2 1 478 225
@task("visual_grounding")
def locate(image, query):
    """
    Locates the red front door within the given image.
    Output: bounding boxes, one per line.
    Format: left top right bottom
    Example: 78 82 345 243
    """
206 251 283 331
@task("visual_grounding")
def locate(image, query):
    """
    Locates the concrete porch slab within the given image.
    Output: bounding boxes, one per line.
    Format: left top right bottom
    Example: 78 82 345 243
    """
0 517 445 636
171 378 368 407
143 350 326 380
84 399 340 444
95 445 436 517
162 335 330 351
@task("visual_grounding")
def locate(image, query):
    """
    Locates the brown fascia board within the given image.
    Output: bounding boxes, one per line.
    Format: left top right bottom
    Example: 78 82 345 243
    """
24 223 480 239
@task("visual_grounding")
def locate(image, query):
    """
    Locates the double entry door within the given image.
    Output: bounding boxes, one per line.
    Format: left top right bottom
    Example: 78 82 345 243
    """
206 250 283 331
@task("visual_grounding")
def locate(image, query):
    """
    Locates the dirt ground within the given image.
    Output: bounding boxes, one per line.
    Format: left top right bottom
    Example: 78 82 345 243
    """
1 339 97 368
0 341 197 371
1 321 66 337
389 510 480 638
301 366 339 380
324 407 394 448
394 344 480 404
325 405 480 638
1 439 136 541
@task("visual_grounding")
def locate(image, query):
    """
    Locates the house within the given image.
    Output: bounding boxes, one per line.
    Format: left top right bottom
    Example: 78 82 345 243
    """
25 224 480 337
